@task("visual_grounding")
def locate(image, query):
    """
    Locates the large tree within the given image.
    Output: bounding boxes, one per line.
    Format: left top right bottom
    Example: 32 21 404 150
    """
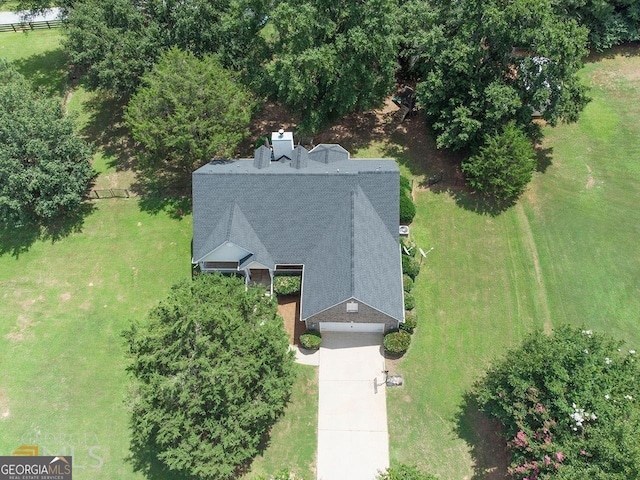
64 0 161 97
63 0 269 97
405 0 590 151
125 273 295 480
263 0 400 133
125 48 254 191
0 61 94 227
554 0 640 51
473 325 640 480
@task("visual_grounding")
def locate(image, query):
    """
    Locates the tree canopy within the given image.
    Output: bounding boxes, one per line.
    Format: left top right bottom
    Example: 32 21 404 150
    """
64 0 161 97
0 61 94 227
125 48 254 192
63 0 269 97
462 121 537 201
473 325 640 480
262 0 400 133
406 0 590 151
124 273 295 480
554 0 640 51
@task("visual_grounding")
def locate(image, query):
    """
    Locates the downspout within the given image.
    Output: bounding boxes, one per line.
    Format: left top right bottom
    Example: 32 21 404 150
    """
244 268 250 291
269 269 274 296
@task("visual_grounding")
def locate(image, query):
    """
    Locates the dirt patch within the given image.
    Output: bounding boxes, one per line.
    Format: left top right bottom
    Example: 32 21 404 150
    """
5 314 38 343
277 294 305 345
241 92 465 189
585 164 595 189
59 292 71 301
0 389 9 420
18 295 45 310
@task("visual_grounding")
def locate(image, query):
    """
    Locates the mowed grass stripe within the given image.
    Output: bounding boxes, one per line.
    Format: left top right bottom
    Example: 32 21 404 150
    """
388 192 542 479
529 49 640 344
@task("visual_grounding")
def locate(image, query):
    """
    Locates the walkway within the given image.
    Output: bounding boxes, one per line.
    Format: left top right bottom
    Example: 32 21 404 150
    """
317 333 389 480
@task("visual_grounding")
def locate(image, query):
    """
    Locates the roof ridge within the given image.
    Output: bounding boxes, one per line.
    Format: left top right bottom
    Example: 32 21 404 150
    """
350 189 355 295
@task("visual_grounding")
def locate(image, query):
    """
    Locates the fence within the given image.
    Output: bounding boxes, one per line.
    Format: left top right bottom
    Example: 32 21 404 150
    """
90 189 131 199
0 19 62 32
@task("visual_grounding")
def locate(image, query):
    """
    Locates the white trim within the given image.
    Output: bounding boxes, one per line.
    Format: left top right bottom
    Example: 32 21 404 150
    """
306 296 399 323
319 322 384 333
194 241 252 264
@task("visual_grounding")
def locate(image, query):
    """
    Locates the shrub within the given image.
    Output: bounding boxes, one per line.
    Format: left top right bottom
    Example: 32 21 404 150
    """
402 255 420 279
400 238 417 257
403 274 414 292
273 275 301 295
299 330 322 350
404 292 416 310
400 192 416 224
378 464 439 480
474 325 640 480
400 310 417 334
384 330 411 355
461 121 536 201
400 175 412 194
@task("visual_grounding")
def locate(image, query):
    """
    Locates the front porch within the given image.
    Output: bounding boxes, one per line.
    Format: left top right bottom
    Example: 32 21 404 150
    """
247 268 272 289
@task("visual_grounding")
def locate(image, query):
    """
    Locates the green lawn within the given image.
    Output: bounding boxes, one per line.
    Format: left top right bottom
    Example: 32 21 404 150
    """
0 200 193 478
1 29 318 480
385 46 640 479
244 364 318 480
0 30 66 95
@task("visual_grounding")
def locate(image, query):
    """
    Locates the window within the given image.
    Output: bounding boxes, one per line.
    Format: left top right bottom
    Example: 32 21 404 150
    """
346 302 359 313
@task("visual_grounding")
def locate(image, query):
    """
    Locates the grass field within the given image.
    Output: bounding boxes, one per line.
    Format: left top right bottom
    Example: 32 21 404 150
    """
0 200 192 478
2 28 639 480
386 45 640 478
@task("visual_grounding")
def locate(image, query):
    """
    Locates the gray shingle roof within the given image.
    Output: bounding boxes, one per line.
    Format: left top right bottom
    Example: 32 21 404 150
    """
192 149 403 322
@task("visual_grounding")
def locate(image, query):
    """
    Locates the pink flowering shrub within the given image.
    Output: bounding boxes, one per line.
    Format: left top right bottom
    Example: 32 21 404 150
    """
472 325 640 479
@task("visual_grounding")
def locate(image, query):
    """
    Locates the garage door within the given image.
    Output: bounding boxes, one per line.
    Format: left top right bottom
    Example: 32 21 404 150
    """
319 322 384 333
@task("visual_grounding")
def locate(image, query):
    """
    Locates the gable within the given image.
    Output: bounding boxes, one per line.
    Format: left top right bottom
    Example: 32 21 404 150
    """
196 241 252 264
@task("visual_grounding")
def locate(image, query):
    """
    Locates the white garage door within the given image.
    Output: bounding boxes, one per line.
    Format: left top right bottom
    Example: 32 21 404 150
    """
319 322 384 333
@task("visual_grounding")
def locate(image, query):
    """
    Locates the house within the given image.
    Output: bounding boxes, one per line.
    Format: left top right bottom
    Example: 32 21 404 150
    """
192 131 404 334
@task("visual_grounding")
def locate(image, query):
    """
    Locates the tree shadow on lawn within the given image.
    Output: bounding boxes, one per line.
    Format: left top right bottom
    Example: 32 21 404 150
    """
454 393 510 480
535 146 554 174
586 41 640 63
132 172 192 220
0 202 96 258
12 48 67 96
80 89 191 219
80 89 138 172
443 189 518 217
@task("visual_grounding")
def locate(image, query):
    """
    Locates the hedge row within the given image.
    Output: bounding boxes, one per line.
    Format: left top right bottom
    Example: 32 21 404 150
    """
400 175 416 224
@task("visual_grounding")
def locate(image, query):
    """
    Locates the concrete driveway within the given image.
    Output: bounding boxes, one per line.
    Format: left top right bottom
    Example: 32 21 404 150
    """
317 333 389 480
